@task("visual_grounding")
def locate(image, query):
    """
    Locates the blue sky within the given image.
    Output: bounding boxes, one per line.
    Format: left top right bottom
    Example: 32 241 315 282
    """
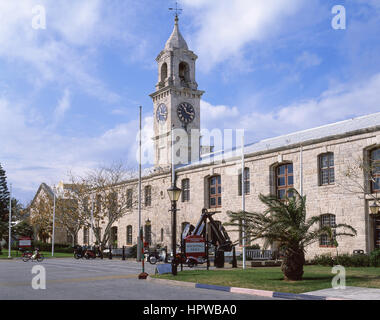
0 0 380 204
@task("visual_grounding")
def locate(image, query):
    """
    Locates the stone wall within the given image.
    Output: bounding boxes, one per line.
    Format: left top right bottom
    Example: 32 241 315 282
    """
78 129 380 259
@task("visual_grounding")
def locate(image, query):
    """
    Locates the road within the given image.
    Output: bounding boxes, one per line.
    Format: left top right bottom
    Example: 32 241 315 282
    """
0 258 278 300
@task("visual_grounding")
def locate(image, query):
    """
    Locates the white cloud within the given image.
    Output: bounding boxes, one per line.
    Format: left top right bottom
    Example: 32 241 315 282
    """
182 0 306 70
53 89 71 124
296 51 322 69
200 73 380 142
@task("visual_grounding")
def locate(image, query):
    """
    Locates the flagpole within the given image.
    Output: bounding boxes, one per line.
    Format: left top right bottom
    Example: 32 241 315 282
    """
241 135 246 270
52 187 56 257
137 106 142 262
8 183 12 259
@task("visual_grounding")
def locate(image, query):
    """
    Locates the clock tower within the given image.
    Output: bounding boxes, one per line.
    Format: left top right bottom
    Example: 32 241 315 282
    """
150 15 204 169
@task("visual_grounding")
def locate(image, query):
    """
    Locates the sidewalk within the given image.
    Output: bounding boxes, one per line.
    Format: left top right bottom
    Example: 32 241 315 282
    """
304 287 380 300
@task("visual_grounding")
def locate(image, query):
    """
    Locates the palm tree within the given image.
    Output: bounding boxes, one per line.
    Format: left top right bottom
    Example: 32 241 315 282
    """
225 189 357 281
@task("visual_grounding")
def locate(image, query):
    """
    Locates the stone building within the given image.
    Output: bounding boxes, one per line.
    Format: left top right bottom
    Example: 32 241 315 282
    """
32 17 380 258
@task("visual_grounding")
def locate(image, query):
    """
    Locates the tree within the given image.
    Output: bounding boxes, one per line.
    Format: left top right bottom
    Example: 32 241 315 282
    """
29 197 53 243
68 163 139 249
0 163 10 242
225 189 356 281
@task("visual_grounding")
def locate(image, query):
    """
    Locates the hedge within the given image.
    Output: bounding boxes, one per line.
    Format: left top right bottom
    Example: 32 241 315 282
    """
312 249 380 267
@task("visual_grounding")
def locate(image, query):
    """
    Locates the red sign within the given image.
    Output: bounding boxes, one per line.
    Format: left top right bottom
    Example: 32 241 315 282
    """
185 235 205 259
19 237 32 248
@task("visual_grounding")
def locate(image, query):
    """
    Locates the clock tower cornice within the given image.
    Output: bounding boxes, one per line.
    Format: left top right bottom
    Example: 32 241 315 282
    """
149 86 205 99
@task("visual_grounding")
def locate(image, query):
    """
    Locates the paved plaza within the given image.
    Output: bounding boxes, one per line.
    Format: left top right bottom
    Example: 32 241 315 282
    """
0 258 277 300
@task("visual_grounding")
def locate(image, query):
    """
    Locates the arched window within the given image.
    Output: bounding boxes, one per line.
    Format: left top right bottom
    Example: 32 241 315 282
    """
161 63 168 82
179 61 190 86
238 168 250 196
320 214 336 247
370 148 380 192
181 179 190 202
110 226 118 247
126 189 133 208
144 220 152 245
276 163 293 199
319 153 335 185
144 186 152 207
209 175 222 208
83 227 89 245
126 225 133 245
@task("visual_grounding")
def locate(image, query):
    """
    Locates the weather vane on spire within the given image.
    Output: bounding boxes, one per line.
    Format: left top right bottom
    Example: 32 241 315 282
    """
169 1 183 19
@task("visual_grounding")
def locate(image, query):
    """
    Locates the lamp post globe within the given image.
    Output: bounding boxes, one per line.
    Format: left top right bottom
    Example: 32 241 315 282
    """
370 202 380 215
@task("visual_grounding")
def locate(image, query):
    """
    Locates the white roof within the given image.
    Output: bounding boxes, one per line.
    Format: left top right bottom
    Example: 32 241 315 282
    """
180 112 380 169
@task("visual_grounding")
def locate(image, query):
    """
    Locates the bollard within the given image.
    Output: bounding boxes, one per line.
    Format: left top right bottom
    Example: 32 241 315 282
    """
231 246 237 268
122 246 125 260
109 245 112 260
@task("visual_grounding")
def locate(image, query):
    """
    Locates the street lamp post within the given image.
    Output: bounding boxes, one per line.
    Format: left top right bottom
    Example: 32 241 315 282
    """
369 201 380 251
167 184 181 276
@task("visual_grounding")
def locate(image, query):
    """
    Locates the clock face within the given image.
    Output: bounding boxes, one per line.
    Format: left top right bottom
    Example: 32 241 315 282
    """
177 102 195 124
156 103 168 122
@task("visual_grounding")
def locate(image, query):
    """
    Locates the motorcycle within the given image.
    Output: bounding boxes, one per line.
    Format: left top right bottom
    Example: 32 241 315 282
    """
22 248 44 262
73 245 85 259
147 248 167 265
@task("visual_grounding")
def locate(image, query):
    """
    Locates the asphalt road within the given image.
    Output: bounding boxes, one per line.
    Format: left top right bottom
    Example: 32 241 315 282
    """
0 258 278 300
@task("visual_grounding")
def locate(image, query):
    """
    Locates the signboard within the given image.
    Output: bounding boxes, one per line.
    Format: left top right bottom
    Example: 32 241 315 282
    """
185 235 205 258
19 237 32 248
155 263 172 275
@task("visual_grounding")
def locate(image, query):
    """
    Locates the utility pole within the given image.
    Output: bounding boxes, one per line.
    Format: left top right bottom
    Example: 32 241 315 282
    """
52 187 56 257
8 183 12 259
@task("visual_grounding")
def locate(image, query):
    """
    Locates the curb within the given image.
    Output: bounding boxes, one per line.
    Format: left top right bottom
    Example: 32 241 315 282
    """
147 277 348 300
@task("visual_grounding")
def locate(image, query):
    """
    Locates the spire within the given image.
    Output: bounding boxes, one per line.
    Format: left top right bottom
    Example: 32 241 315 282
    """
165 15 188 50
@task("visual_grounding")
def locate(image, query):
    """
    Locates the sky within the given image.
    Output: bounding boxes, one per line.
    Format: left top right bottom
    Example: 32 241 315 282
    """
0 0 380 205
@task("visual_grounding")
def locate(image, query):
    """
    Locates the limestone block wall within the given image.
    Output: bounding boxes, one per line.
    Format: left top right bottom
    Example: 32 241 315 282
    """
76 130 380 259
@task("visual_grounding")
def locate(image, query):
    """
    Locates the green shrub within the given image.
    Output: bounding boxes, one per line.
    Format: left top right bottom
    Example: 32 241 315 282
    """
311 254 334 266
127 244 137 258
370 249 380 267
350 254 370 267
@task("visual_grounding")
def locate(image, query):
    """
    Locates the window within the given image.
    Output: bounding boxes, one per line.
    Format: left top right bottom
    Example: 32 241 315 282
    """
126 225 133 245
96 195 102 213
181 179 190 202
161 62 168 82
145 186 152 206
110 226 118 247
375 218 380 249
179 61 190 86
144 222 152 245
320 214 336 247
83 227 89 245
209 175 222 208
319 153 335 185
94 227 101 242
276 164 294 199
110 192 118 212
238 168 250 196
161 228 164 242
370 148 380 192
126 189 133 208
